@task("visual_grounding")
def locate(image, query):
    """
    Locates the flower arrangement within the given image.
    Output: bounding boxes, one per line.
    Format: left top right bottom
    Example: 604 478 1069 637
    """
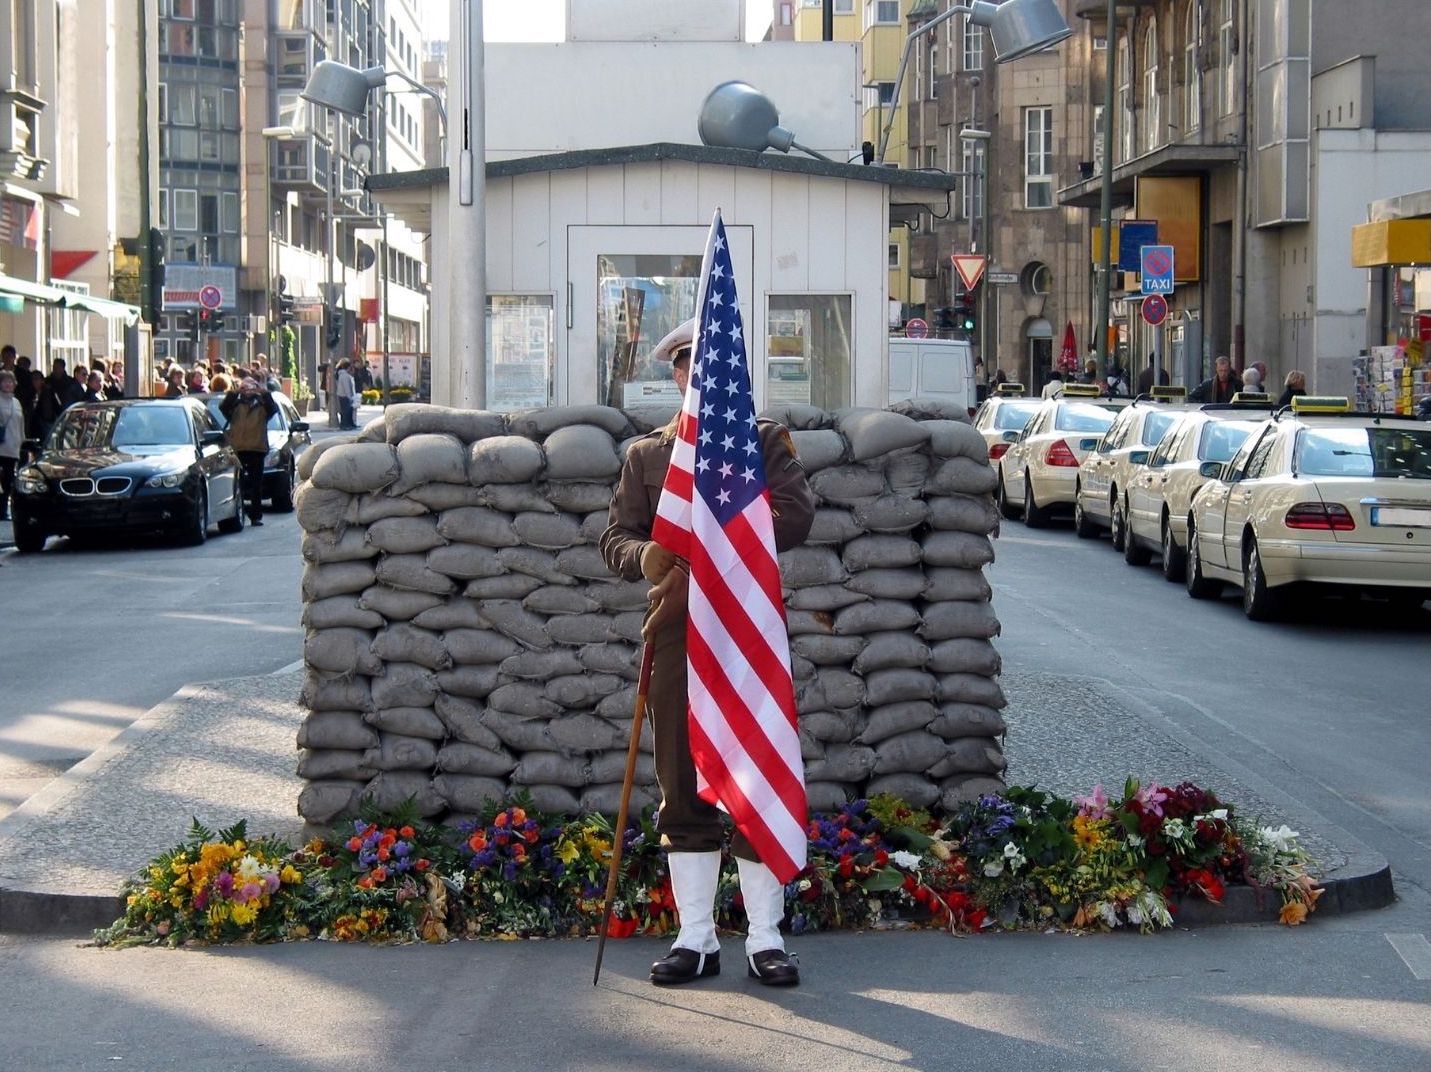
94 782 1323 948
360 388 382 405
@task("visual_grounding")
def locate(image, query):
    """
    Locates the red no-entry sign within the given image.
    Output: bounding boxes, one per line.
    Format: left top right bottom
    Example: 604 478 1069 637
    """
1141 294 1168 326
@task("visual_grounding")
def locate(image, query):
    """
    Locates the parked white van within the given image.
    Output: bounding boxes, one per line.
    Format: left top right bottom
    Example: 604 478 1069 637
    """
887 337 977 416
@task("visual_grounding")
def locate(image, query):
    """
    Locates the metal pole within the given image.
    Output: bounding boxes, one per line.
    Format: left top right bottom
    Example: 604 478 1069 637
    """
878 5 973 164
325 105 338 428
448 0 486 409
381 215 391 407
1094 0 1118 375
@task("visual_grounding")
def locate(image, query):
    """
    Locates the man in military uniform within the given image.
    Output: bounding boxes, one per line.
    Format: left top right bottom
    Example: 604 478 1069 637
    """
601 318 815 988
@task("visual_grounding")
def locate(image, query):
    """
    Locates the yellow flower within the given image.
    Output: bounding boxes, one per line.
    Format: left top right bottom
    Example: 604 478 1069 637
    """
280 865 303 885
555 840 580 866
230 902 258 926
1279 900 1309 925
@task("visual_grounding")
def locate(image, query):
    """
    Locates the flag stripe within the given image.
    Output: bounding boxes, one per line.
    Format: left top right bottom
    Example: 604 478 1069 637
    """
688 719 804 878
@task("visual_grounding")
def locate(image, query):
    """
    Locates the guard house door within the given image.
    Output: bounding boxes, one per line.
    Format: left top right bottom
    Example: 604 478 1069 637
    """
567 225 754 408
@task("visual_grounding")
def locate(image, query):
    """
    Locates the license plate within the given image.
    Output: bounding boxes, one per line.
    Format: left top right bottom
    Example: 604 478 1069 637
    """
1371 506 1431 528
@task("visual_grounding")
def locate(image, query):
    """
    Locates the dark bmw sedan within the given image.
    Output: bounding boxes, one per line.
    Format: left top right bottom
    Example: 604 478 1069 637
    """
11 398 244 553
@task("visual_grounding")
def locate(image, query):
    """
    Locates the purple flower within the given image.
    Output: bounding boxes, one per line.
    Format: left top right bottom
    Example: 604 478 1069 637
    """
215 872 235 897
393 842 411 858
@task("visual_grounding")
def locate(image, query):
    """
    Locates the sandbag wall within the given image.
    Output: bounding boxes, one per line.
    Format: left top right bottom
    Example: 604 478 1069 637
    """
294 401 1007 827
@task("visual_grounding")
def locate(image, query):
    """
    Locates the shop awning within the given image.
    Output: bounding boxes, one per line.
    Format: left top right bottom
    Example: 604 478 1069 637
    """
1351 219 1431 267
52 249 98 279
0 273 68 305
62 291 140 324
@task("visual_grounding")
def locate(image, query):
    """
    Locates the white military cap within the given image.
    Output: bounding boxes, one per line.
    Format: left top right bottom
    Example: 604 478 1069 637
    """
650 318 697 364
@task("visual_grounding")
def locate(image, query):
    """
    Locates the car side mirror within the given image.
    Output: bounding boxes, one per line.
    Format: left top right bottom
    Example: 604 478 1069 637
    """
1129 450 1149 466
22 438 42 453
1197 460 1223 479
201 430 226 448
290 421 309 434
1001 430 1018 443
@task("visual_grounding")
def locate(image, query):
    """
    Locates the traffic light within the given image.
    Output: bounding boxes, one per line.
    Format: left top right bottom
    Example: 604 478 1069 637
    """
182 311 198 342
277 290 295 325
956 292 978 335
325 307 342 350
198 307 213 333
933 307 955 335
147 226 166 324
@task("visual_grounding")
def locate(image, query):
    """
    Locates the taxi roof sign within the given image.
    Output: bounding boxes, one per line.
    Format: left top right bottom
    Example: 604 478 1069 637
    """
1059 383 1103 398
994 382 1026 396
1149 385 1188 401
1228 391 1270 404
1289 395 1352 414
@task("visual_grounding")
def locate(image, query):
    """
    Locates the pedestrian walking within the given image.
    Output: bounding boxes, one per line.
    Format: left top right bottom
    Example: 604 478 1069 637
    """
1135 353 1168 394
163 366 187 398
1041 370 1065 399
1240 366 1264 394
1277 369 1307 409
220 377 277 527
82 370 107 404
1190 356 1242 404
334 360 358 430
0 369 24 520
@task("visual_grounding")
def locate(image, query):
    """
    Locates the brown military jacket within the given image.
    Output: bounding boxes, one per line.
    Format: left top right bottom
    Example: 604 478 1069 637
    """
601 417 815 581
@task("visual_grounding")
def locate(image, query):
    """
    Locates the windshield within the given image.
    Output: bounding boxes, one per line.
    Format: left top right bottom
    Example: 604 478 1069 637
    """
1197 420 1259 463
1054 403 1116 433
994 402 1039 430
1296 426 1431 479
49 406 193 450
1140 411 1179 446
206 397 284 432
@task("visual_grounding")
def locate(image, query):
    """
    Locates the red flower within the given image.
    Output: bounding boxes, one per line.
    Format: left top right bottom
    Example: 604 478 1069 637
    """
873 849 889 868
524 829 539 843
838 856 855 878
966 908 987 931
346 837 362 851
372 867 388 882
414 859 429 872
494 813 509 828
399 825 415 839
377 847 390 862
468 833 487 853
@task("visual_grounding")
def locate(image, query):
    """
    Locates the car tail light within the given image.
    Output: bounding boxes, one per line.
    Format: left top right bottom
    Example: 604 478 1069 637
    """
968 406 978 418
1285 502 1355 531
989 442 1011 461
1045 439 1080 467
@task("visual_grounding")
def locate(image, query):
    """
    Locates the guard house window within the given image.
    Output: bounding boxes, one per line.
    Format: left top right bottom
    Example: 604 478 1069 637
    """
1143 21 1161 152
1185 0 1201 133
963 23 984 71
767 294 853 411
1218 0 1235 117
1023 107 1053 209
595 253 702 410
485 295 555 410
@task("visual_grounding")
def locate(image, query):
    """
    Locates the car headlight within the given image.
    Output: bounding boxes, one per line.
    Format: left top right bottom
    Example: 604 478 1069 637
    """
145 470 188 488
265 448 281 467
15 467 46 495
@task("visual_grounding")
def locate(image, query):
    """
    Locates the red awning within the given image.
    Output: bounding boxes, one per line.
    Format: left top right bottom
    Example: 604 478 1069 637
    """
51 249 98 279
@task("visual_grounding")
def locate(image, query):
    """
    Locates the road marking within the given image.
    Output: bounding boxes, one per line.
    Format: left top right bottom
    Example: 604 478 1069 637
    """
1385 933 1431 980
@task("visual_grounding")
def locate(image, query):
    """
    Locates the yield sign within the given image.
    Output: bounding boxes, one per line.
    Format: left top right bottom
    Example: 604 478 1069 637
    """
951 254 987 291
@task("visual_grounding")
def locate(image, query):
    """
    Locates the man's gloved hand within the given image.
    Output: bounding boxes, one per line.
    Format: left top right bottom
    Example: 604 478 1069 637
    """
640 541 679 584
643 564 689 641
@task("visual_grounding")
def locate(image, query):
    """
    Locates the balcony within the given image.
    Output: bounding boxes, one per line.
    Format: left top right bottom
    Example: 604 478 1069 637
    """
275 32 327 87
270 133 330 196
0 90 49 182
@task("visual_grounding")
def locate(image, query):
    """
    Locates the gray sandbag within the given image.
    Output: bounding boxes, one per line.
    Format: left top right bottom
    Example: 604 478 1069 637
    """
500 647 584 680
509 404 630 439
297 748 374 781
488 682 563 720
805 781 854 814
310 442 400 493
853 495 929 534
301 671 373 712
790 634 867 666
512 751 588 788
297 779 364 823
806 508 862 545
923 567 994 603
579 510 610 544
863 668 937 706
467 434 545 484
919 601 1002 641
586 579 650 611
883 452 931 496
928 638 1002 676
361 771 446 817
577 642 640 679
852 632 931 674
842 534 921 572
940 773 1008 810
436 741 518 777
803 743 877 783
436 506 519 547
437 666 503 703
295 484 355 534
790 428 846 471
928 703 1008 739
890 399 969 422
543 424 621 480
512 511 583 550
872 730 948 774
595 683 638 721
302 528 376 564
609 611 648 645
921 531 995 569
390 433 468 494
809 465 886 505
473 600 552 649
357 417 388 442
480 708 555 751
369 663 439 710
928 456 999 496
296 434 358 482
498 546 576 585
432 773 507 813
814 668 865 709
350 491 430 523
434 693 503 747
546 674 625 711
865 773 940 809
412 597 488 630
927 737 1008 778
362 733 440 772
555 545 614 582
799 708 859 744
547 712 625 752
406 483 487 511
778 546 847 587
837 408 930 462
358 585 444 622
371 623 451 671
375 554 457 596
463 574 544 600
367 515 446 554
799 727 826 762
303 595 384 630
855 701 938 745
934 673 1007 709
787 584 869 612
928 494 1000 535
844 568 927 601
834 599 921 635
545 482 613 514
521 784 583 815
524 585 600 616
426 543 505 580
363 705 446 740
483 483 556 513
759 403 829 431
546 613 615 647
305 628 382 675
789 651 817 682
580 784 657 816
444 628 523 666
786 610 835 635
383 403 506 444
297 711 379 751
923 418 989 461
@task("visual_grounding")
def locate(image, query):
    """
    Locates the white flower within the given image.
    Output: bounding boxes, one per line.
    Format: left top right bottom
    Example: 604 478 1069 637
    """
1127 902 1144 926
1163 818 1187 840
1127 834 1144 849
891 850 922 870
1098 902 1120 928
236 854 265 883
1197 808 1229 822
1003 842 1020 858
983 858 1005 878
1260 824 1300 853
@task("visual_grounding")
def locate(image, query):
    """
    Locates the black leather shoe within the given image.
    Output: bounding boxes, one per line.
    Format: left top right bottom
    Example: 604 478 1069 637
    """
650 947 719 986
747 949 800 986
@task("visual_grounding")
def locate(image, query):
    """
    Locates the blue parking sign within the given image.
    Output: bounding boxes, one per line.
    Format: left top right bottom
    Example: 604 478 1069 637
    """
1140 245 1175 295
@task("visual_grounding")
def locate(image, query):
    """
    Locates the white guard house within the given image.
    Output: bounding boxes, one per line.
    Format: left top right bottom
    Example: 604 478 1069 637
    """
366 1 958 412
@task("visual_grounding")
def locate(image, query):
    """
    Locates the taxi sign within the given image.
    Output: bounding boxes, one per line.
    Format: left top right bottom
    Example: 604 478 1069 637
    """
1059 383 1103 398
1150 385 1188 401
994 382 1026 396
1289 395 1352 414
1228 391 1270 404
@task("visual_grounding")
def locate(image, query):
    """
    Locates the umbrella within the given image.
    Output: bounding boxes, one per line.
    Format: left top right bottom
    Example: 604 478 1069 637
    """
1056 320 1079 372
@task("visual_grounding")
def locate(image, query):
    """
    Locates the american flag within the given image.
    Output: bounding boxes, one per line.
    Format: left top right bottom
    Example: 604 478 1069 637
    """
649 210 807 883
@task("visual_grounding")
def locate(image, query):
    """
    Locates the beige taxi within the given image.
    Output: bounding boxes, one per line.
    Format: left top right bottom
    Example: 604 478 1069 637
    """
1074 388 1193 551
1123 398 1274 580
1184 397 1431 619
997 385 1128 527
972 384 1042 469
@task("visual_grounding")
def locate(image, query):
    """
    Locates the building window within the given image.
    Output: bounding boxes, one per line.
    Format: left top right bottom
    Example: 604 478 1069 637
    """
1092 104 1106 174
961 140 985 221
221 191 239 233
835 0 854 12
1118 33 1134 161
1219 0 1235 116
766 294 853 410
1023 106 1053 208
963 23 984 71
865 0 899 30
926 39 938 99
1184 1 1201 132
1093 35 1107 51
1143 21 1161 152
780 3 792 26
169 85 196 126
173 189 198 231
158 190 169 229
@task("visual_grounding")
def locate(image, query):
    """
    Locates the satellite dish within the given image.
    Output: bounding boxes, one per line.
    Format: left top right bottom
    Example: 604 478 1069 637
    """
697 82 829 161
351 141 372 169
355 243 376 271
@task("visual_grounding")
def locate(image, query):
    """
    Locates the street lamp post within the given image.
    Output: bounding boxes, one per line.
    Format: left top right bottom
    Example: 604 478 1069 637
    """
1093 0 1118 377
960 126 992 373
